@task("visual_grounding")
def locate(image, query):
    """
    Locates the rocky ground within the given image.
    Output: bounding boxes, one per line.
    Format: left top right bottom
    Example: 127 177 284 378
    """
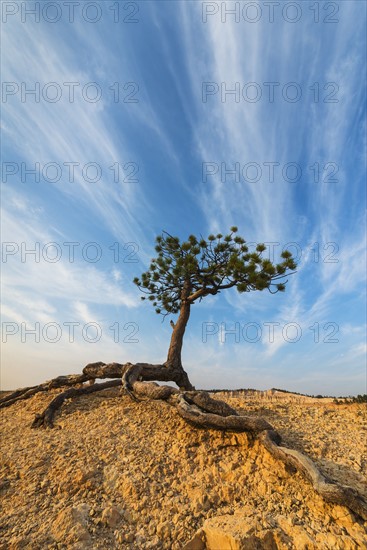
0 387 366 549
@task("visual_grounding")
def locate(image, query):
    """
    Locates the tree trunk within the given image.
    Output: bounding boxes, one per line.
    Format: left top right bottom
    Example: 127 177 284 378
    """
165 283 194 390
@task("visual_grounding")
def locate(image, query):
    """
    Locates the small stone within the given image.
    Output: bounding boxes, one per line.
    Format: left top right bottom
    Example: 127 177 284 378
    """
183 529 206 550
145 535 160 548
156 520 172 539
123 510 134 524
101 505 122 528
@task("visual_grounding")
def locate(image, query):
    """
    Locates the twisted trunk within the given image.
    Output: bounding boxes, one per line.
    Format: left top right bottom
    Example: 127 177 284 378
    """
165 281 194 390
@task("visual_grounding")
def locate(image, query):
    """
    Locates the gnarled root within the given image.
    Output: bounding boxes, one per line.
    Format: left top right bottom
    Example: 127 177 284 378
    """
260 430 367 521
0 374 89 408
31 379 122 428
3 361 367 520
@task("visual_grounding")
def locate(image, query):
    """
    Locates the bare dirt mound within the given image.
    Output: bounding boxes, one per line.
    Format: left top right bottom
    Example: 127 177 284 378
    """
1 388 366 549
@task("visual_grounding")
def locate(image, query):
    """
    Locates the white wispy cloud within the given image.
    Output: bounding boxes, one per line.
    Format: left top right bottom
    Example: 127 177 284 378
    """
1 4 365 395
1 191 139 330
111 268 122 282
174 3 366 384
1 17 154 251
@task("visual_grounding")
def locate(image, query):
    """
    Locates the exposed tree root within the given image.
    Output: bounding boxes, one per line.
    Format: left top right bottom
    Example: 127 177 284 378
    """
173 393 273 433
2 361 367 521
170 391 367 521
31 380 122 429
0 374 89 408
181 391 239 417
260 430 367 522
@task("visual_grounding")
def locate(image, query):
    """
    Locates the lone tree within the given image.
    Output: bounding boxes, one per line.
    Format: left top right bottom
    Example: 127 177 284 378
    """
133 227 296 390
2 228 367 520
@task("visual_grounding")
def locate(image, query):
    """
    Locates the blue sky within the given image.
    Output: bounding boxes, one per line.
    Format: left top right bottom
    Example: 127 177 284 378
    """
1 1 366 395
